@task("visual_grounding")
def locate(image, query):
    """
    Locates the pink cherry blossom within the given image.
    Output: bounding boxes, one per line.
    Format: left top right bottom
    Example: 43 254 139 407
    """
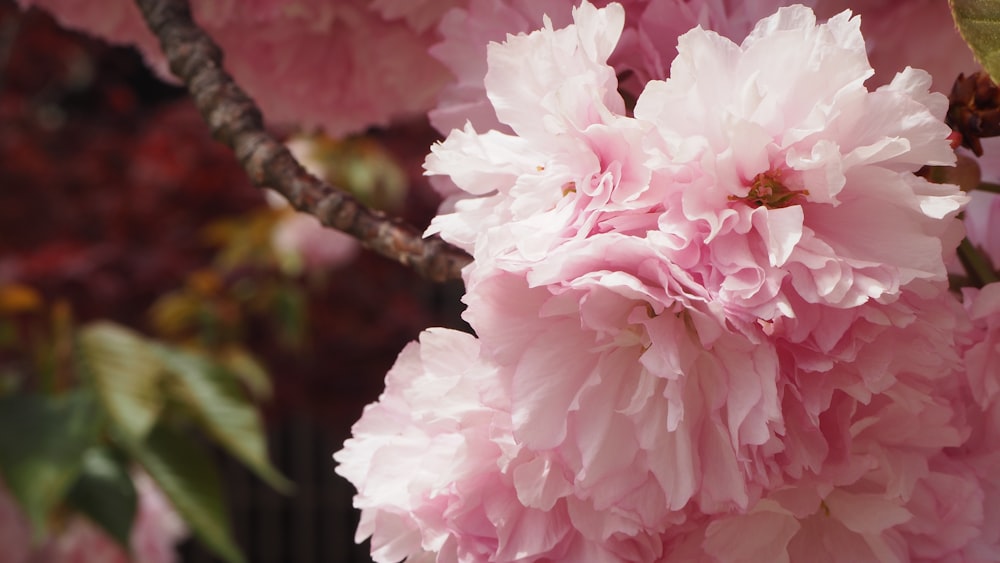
14 0 171 78
631 7 966 321
270 212 359 272
336 327 738 562
334 329 588 562
429 4 966 326
428 0 575 136
429 0 811 136
335 289 997 561
428 3 969 498
961 283 1000 408
334 1 1000 560
17 0 457 136
402 1 985 558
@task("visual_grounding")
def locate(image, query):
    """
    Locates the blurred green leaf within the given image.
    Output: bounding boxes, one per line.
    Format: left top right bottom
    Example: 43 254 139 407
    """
124 422 244 563
66 448 137 549
274 287 306 349
952 0 1000 81
0 391 102 538
218 346 273 400
78 322 164 441
154 345 291 493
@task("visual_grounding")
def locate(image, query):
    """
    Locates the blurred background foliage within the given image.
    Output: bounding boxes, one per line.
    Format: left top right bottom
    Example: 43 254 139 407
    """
0 2 465 561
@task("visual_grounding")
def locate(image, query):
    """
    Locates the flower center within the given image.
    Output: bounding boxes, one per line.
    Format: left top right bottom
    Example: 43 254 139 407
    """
730 170 808 209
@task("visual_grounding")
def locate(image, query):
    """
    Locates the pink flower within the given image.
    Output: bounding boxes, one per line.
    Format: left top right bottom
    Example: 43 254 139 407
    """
14 0 172 78
429 0 810 136
127 471 188 563
694 465 986 562
406 1 985 558
17 0 457 136
631 7 965 321
429 4 966 325
429 0 575 136
271 212 359 272
334 329 586 562
428 2 969 486
335 328 729 562
336 2 998 560
267 139 362 272
961 283 1000 409
336 290 994 560
462 269 785 522
0 471 187 563
0 481 32 563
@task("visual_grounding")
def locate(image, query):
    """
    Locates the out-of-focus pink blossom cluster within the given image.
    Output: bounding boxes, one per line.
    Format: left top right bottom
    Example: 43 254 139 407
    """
0 471 187 563
15 0 460 136
813 0 979 92
266 138 364 274
336 2 1000 561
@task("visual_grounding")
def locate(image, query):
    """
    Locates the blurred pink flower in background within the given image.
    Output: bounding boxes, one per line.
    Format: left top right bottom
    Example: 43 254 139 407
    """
0 480 32 563
964 189 1000 271
814 0 978 93
266 138 363 274
0 472 187 563
16 0 459 136
270 212 360 273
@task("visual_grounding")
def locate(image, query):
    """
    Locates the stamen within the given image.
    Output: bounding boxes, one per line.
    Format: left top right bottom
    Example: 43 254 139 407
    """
729 170 809 209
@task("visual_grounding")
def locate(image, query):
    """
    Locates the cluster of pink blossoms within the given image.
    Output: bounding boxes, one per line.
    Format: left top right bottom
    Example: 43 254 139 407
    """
16 0 460 136
336 2 1000 561
428 0 802 136
16 0 804 140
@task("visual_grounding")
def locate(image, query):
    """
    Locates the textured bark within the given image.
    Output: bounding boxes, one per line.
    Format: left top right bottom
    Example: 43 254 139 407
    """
133 0 471 282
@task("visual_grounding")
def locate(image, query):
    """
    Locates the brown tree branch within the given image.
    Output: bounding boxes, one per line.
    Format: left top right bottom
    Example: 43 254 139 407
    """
133 0 471 282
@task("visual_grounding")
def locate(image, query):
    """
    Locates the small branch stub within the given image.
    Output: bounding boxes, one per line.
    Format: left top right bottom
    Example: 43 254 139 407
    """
133 0 471 282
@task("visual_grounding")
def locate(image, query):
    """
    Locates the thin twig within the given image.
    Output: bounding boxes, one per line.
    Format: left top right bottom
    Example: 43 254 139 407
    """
133 0 470 282
958 238 999 287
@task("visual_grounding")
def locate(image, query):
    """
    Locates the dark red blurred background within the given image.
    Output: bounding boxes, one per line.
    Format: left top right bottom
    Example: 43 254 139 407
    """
0 1 467 560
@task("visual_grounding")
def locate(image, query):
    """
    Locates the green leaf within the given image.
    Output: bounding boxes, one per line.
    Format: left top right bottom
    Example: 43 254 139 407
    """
78 322 164 441
273 287 306 349
218 346 273 401
951 0 1000 81
0 392 102 538
124 422 244 563
65 448 137 549
959 237 1000 285
154 345 291 493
